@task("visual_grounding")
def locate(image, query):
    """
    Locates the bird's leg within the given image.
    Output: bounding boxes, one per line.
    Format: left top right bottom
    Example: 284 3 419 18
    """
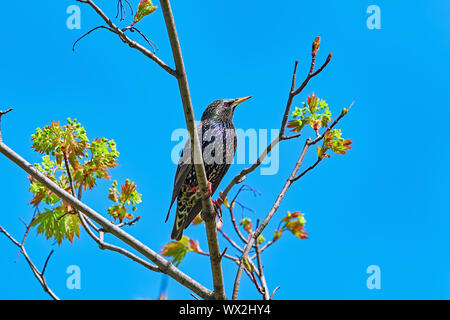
188 182 223 219
188 181 213 197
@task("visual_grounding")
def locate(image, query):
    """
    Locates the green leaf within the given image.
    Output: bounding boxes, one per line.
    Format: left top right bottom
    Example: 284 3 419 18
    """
28 118 143 244
161 236 190 266
277 211 308 241
287 93 335 134
240 218 252 233
31 207 81 245
257 234 265 245
133 0 157 25
321 129 353 157
107 179 142 222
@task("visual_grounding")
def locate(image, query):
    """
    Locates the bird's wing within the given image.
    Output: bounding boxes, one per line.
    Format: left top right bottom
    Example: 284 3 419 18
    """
165 164 191 222
165 125 203 222
165 157 191 222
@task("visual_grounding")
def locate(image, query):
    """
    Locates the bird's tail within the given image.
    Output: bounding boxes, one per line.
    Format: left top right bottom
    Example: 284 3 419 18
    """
170 208 187 241
171 226 184 241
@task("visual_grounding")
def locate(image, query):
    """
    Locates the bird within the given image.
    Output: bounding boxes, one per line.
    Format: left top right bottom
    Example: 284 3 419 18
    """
166 97 252 240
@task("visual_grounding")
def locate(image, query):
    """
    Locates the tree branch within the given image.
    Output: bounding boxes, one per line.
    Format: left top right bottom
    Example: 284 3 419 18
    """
220 48 332 203
3 0 226 299
158 0 226 300
76 0 177 77
231 140 311 299
270 286 281 300
0 136 214 300
231 101 351 299
0 108 13 143
0 223 59 300
63 149 161 274
255 227 270 300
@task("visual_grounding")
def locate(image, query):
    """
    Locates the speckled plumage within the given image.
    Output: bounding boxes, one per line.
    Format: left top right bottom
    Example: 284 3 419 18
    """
167 98 250 240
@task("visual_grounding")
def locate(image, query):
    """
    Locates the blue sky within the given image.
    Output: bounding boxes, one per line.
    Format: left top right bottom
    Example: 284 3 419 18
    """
1 0 450 299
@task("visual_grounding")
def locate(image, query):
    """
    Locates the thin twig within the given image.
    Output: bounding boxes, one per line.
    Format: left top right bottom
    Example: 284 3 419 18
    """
250 240 275 259
72 26 115 52
255 228 269 300
195 249 261 282
270 286 281 300
78 212 160 273
116 0 133 21
220 49 332 203
122 26 158 53
0 108 13 116
0 225 60 300
218 229 243 253
0 108 13 142
246 269 264 296
230 41 337 299
219 247 228 261
232 102 351 299
41 250 55 276
190 293 200 300
291 158 322 182
228 205 248 244
76 0 177 76
116 216 141 228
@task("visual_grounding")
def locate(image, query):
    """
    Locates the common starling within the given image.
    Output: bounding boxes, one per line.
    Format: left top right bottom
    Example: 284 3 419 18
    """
166 97 252 240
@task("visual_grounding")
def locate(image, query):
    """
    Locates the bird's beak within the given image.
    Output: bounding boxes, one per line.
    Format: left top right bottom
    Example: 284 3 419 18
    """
234 96 252 107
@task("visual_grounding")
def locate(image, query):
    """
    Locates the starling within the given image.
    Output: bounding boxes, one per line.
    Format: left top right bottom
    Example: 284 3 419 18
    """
166 97 252 240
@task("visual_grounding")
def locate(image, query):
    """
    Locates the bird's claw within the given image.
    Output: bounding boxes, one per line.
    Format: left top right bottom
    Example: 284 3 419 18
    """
188 182 222 219
188 181 213 198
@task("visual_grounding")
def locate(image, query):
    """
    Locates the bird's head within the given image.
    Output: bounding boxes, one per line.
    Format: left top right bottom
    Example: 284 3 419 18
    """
201 96 252 122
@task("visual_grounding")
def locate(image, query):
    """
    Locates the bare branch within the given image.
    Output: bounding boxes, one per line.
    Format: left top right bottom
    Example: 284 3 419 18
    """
255 229 270 300
291 158 322 182
122 26 158 53
0 108 13 117
0 108 13 142
246 269 264 296
41 250 55 276
220 49 332 203
72 26 115 52
250 239 275 259
270 286 281 300
232 102 351 299
76 0 177 77
0 225 59 300
116 216 141 228
218 229 244 253
190 293 200 300
231 139 311 299
79 213 160 273
228 204 248 244
116 0 133 21
158 0 226 299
